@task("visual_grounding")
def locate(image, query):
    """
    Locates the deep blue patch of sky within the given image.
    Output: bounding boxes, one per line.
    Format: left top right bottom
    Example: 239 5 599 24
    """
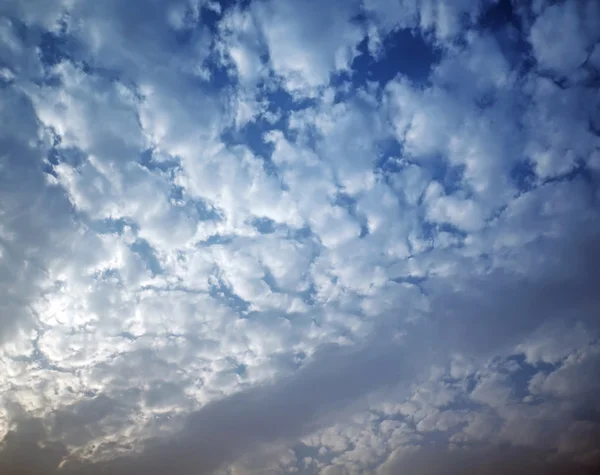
506 353 558 401
510 160 537 193
221 120 275 164
139 148 180 173
209 277 250 314
479 0 521 31
479 0 535 77
351 28 441 87
252 216 277 234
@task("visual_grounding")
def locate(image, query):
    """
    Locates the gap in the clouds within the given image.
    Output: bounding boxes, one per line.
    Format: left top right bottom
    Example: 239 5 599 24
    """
119 331 138 342
292 443 330 473
209 278 250 314
436 393 481 415
262 268 281 293
479 0 521 32
13 15 74 70
390 275 427 288
512 158 599 197
376 141 465 199
139 148 180 173
199 4 223 35
252 216 276 234
220 83 315 184
264 83 318 115
220 82 314 174
541 162 598 189
333 191 370 238
93 268 121 282
38 27 123 84
222 120 276 167
97 217 137 235
39 30 72 67
375 139 404 176
505 354 558 402
220 125 289 195
430 161 467 196
348 28 441 89
29 336 72 374
234 363 248 377
477 0 535 79
257 83 320 150
42 150 60 178
208 0 252 21
377 154 464 204
192 197 223 222
169 184 185 202
130 239 162 276
78 60 122 83
462 372 480 395
287 225 314 242
197 234 235 246
510 160 537 193
300 283 318 307
419 221 466 249
10 14 130 90
81 216 138 238
171 0 224 45
391 275 428 295
196 51 234 90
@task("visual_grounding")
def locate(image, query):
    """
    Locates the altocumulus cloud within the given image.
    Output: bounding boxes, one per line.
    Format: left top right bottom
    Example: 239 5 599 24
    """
1 0 600 474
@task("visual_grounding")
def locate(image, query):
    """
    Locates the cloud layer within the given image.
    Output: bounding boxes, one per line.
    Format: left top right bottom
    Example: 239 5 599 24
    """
1 0 599 473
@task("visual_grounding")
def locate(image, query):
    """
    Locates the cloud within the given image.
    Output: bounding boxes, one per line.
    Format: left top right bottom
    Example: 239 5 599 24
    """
377 445 600 475
0 416 68 475
1 331 426 475
252 0 364 94
1 0 600 474
0 86 76 342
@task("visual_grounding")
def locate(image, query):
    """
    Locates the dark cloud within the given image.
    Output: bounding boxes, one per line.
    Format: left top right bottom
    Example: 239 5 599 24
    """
0 417 68 475
71 335 425 474
0 333 427 474
379 445 600 475
425 229 600 358
3 225 599 473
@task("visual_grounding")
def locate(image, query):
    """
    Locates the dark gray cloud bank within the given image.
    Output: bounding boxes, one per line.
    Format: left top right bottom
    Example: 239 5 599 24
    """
1 0 600 474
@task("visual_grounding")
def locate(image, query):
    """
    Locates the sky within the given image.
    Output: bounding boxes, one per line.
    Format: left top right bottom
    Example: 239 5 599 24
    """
0 0 600 474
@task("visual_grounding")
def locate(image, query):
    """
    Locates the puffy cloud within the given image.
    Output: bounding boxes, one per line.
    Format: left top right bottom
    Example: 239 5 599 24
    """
252 0 364 94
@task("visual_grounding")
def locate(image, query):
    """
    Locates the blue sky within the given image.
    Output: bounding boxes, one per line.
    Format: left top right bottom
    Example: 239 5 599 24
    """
1 0 600 474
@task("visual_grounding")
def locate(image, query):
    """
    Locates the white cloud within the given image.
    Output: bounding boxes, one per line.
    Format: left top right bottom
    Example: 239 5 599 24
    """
424 181 485 232
252 0 364 94
517 322 594 365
